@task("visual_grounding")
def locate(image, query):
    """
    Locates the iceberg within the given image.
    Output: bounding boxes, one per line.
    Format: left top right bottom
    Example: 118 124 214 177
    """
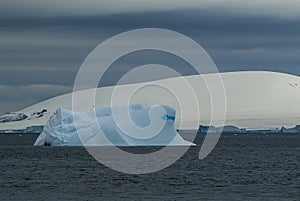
197 125 300 134
197 125 247 134
280 125 300 134
34 104 194 146
0 126 44 134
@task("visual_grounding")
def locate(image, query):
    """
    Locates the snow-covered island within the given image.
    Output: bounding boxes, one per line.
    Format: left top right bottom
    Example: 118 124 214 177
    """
1 71 300 136
0 109 47 134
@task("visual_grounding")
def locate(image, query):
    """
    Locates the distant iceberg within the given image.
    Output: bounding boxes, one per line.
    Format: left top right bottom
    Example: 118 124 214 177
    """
34 104 194 146
197 125 300 134
280 125 300 134
0 126 44 134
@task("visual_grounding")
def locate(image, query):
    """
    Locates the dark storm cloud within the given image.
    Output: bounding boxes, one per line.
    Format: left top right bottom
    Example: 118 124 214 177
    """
1 1 300 19
0 2 299 114
1 10 300 81
0 84 72 114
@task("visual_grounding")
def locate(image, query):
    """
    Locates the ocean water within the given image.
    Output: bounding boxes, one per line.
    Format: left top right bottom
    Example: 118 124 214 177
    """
0 133 299 201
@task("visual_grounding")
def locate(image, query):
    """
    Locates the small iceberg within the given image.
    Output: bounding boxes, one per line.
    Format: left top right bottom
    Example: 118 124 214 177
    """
34 104 194 146
197 125 300 134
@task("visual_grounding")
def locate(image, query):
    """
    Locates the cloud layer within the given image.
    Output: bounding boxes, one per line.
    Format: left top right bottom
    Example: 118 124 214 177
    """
0 84 72 114
1 0 300 18
0 1 299 113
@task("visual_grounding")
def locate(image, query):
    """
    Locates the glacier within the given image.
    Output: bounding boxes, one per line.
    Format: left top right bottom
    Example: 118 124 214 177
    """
2 71 300 132
34 104 195 146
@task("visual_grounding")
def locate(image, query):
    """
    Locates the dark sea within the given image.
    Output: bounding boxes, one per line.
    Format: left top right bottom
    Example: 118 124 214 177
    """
0 133 299 201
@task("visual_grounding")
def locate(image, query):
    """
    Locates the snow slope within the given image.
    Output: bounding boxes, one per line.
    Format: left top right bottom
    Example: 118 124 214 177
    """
1 71 300 130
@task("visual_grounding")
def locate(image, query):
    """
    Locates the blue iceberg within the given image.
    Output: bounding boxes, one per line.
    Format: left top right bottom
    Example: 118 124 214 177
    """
34 104 194 146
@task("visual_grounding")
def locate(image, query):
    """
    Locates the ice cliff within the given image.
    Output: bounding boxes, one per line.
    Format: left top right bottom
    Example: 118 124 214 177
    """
34 104 194 146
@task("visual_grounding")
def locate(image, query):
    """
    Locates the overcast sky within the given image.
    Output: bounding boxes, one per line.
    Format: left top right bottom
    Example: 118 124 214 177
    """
0 0 300 114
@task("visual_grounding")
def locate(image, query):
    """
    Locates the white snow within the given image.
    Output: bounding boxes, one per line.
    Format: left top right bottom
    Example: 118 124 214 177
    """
1 71 300 131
